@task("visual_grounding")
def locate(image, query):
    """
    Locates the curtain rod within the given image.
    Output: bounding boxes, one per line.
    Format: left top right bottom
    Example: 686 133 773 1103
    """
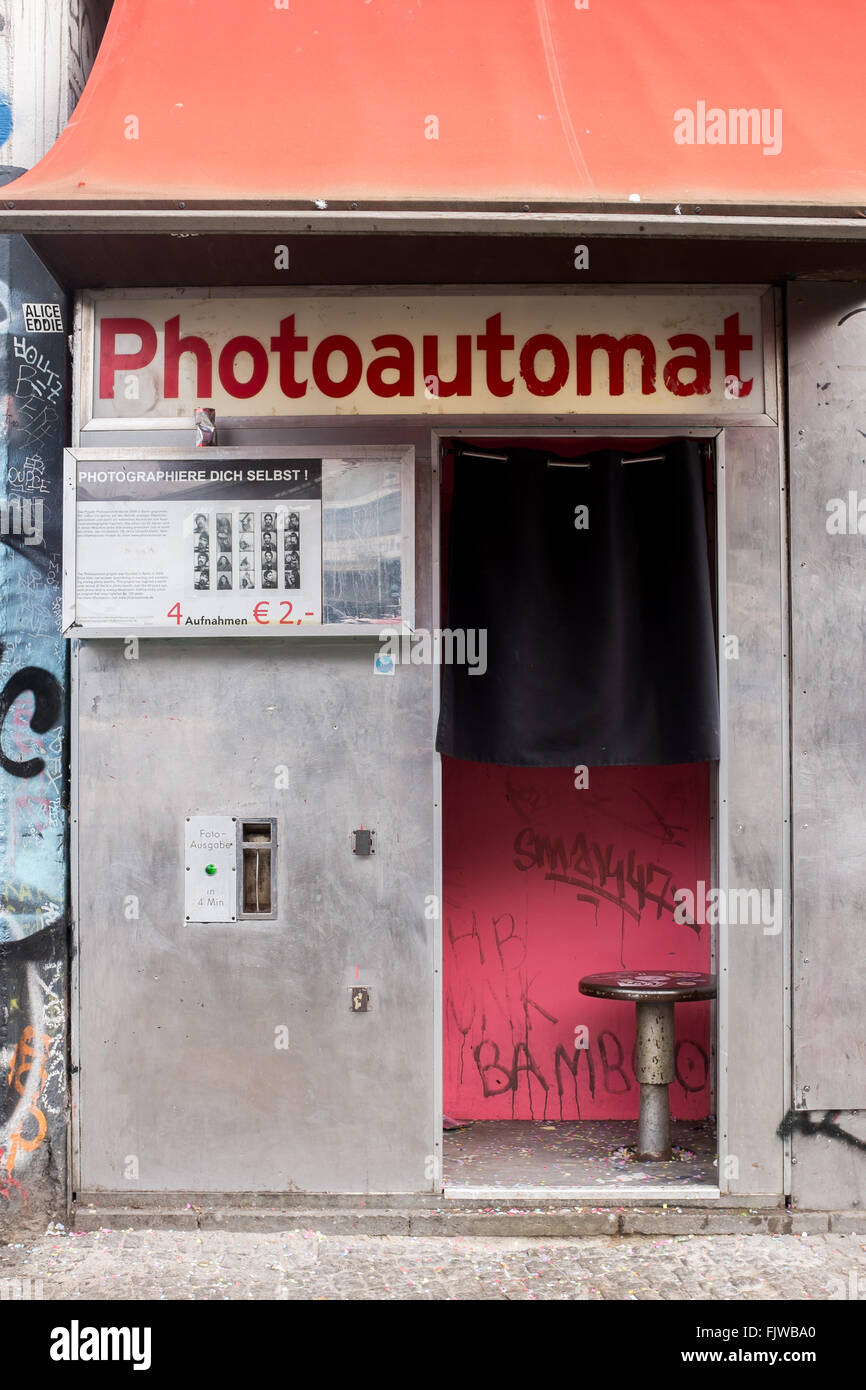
461 449 671 465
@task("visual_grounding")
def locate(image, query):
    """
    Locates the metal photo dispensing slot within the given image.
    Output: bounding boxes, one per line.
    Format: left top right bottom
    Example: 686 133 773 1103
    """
237 818 277 920
184 816 277 922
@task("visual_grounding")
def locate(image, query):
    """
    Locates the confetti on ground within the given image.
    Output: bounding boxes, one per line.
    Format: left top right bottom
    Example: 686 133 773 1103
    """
442 1119 716 1189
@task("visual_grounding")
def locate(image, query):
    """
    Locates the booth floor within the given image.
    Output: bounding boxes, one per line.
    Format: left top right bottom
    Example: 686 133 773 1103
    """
442 1119 717 1193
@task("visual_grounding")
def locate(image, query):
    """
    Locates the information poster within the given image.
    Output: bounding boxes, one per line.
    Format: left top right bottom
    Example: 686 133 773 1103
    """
71 458 323 631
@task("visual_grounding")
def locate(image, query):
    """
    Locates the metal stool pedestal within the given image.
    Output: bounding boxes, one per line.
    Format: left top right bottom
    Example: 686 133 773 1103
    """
635 999 676 1159
579 971 718 1162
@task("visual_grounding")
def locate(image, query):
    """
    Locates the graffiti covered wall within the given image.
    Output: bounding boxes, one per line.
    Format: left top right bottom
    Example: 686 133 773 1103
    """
442 755 713 1122
67 0 114 112
0 232 67 1228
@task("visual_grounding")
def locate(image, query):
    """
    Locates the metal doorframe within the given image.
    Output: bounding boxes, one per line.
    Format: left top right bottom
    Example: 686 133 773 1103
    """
430 423 727 1199
63 410 790 1200
68 638 82 1202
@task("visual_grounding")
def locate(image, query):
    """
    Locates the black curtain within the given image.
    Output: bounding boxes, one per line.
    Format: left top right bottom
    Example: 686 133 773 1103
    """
435 441 720 767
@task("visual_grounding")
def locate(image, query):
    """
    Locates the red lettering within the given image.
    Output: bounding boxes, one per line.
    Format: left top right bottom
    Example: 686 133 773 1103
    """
519 333 569 397
663 333 712 396
575 334 656 396
421 334 472 396
714 312 753 397
366 334 414 398
217 336 269 399
164 315 212 399
269 314 308 399
476 313 514 397
312 335 363 398
98 317 157 399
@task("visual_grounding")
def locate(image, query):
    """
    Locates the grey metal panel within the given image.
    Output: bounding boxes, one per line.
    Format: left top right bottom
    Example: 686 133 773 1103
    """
720 425 788 1197
784 1109 866 1210
76 637 435 1192
788 283 866 1120
72 413 795 1201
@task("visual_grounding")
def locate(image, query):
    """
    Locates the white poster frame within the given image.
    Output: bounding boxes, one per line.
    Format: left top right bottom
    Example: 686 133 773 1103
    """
62 445 415 638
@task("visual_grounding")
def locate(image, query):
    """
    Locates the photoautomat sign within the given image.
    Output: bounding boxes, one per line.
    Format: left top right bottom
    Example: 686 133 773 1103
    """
86 291 771 423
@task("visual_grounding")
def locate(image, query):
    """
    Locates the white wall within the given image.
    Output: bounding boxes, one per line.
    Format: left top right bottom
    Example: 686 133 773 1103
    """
0 0 112 171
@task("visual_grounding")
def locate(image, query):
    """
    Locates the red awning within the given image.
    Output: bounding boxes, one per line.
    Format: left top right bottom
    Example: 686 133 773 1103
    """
3 0 866 216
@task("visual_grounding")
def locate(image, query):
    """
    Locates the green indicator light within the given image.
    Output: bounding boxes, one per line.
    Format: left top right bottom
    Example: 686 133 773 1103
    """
205 864 217 876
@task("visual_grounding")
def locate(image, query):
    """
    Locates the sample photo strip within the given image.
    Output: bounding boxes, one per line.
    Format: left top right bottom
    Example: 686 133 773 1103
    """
216 513 233 590
284 509 301 589
193 512 210 590
261 508 278 588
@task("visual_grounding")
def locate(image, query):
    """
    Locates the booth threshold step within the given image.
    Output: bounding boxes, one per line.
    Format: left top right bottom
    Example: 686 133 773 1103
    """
67 1200 855 1237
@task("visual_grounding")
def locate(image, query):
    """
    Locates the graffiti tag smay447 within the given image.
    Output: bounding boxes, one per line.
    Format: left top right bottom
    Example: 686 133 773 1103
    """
512 826 682 924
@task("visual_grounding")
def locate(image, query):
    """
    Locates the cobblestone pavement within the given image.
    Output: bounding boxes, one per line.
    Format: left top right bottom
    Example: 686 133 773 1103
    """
1 1227 864 1300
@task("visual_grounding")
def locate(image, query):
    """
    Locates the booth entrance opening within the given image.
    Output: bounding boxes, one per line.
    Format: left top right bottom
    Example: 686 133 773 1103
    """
435 433 722 1198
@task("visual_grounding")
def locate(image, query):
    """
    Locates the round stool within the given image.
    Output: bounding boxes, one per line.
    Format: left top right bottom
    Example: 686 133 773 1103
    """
578 970 717 1160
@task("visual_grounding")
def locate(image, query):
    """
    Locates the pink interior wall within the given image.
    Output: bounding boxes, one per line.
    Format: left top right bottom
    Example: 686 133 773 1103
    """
442 761 712 1121
440 439 713 1123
